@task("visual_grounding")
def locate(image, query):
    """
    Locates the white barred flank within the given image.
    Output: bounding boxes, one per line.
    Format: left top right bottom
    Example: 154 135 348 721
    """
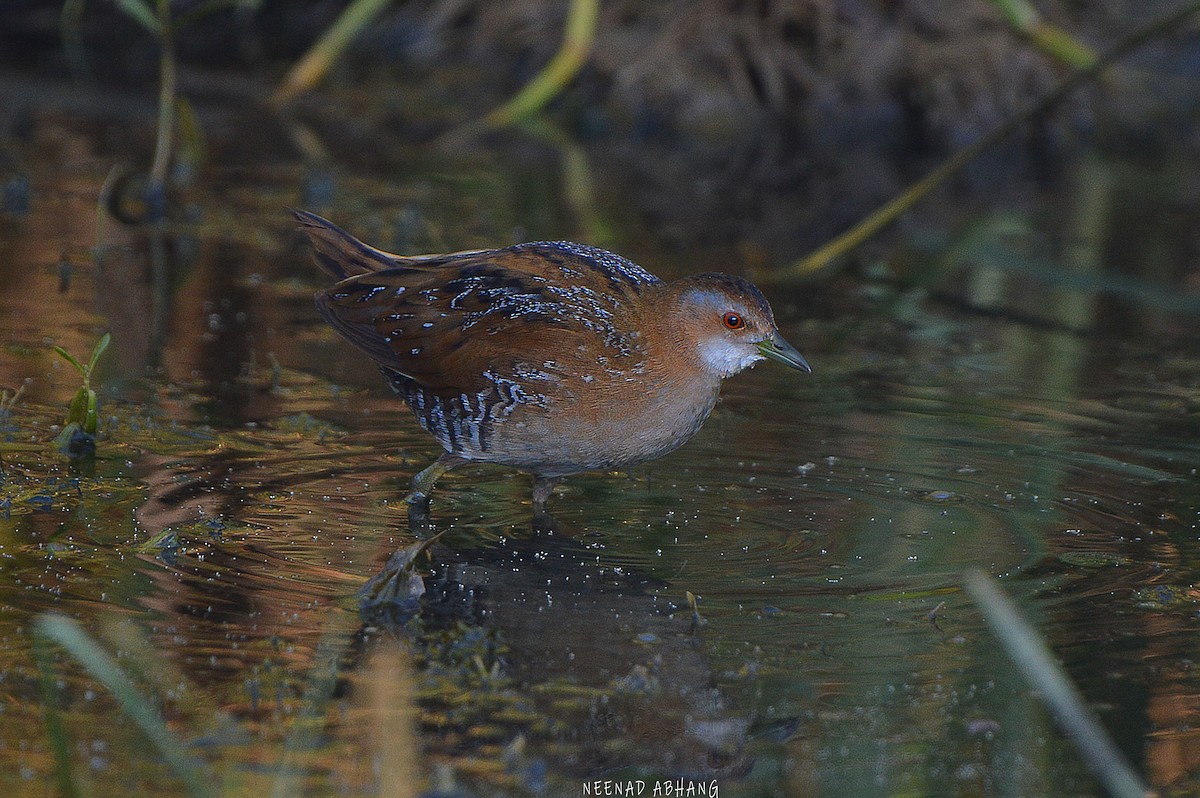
382 366 554 456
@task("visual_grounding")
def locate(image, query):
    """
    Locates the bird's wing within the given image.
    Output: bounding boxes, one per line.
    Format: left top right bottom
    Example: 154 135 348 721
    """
315 248 653 396
299 209 662 396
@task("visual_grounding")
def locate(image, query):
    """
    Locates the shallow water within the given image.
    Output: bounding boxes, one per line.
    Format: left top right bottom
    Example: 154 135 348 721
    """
2 101 1200 798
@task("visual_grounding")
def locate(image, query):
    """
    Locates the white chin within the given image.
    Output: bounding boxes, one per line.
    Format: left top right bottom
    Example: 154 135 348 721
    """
734 352 765 374
699 340 763 377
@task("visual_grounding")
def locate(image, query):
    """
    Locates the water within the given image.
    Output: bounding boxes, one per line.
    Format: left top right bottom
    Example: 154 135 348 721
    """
1 104 1199 797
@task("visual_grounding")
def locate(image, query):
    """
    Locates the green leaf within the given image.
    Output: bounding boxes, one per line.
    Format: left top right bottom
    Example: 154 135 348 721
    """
31 634 81 798
66 388 89 427
114 0 163 36
53 346 86 377
84 389 98 435
272 0 393 103
52 422 82 452
964 570 1151 798
87 332 111 376
480 0 598 129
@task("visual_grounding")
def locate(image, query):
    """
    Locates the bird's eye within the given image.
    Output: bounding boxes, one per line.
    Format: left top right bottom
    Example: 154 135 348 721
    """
722 312 745 330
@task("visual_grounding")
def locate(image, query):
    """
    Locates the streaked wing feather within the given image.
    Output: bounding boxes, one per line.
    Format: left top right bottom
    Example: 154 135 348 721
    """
315 245 655 396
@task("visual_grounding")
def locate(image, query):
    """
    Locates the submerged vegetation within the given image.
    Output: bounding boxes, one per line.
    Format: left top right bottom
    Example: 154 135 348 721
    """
51 332 110 457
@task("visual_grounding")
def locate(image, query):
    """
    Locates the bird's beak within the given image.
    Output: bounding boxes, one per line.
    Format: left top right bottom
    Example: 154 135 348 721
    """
758 332 811 373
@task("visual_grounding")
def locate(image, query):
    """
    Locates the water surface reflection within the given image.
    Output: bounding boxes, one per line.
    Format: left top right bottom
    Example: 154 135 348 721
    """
0 118 1198 796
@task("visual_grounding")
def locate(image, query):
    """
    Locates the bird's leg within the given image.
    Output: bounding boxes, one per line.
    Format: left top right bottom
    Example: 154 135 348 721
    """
531 475 561 508
405 452 467 505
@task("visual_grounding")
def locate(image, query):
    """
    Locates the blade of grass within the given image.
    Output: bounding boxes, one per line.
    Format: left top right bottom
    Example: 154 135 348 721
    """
963 570 1154 798
272 0 393 105
480 0 599 129
990 0 1097 67
86 332 111 375
32 633 81 798
784 0 1200 277
34 614 214 798
115 0 163 36
99 616 196 705
54 346 86 377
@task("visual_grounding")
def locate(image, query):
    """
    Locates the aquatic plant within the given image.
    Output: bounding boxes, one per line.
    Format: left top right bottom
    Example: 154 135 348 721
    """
33 614 212 798
989 0 1097 67
52 332 110 455
0 383 23 428
788 1 1200 275
275 0 599 135
63 0 236 221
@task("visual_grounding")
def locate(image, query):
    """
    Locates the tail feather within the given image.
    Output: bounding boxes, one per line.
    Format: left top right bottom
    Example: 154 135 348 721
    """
292 209 399 279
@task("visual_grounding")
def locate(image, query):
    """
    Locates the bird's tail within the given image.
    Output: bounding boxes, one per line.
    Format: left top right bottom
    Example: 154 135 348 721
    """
292 209 399 279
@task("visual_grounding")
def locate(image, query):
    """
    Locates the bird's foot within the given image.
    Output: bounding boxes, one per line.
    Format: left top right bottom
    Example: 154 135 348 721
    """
531 475 561 508
403 487 430 506
405 452 467 505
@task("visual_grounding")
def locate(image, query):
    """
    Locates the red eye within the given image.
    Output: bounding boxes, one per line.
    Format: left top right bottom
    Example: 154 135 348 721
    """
722 312 745 330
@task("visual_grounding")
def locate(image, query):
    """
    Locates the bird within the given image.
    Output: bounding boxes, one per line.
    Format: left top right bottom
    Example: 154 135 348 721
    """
296 209 810 508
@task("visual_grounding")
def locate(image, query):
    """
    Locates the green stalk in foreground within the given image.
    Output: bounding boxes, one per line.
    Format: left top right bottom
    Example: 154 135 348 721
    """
964 570 1154 798
785 1 1200 277
32 634 81 798
34 614 213 798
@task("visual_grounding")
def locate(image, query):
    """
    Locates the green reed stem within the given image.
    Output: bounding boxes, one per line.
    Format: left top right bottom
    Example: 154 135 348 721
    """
784 1 1200 277
32 634 81 798
273 0 393 105
146 0 177 217
481 0 599 129
34 614 213 798
964 571 1153 798
990 0 1097 67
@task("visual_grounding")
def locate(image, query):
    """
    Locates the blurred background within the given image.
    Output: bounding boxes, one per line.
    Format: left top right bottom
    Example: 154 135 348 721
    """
1 2 1200 796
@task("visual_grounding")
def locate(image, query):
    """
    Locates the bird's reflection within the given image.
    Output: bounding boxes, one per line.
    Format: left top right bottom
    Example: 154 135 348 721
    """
357 503 759 782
